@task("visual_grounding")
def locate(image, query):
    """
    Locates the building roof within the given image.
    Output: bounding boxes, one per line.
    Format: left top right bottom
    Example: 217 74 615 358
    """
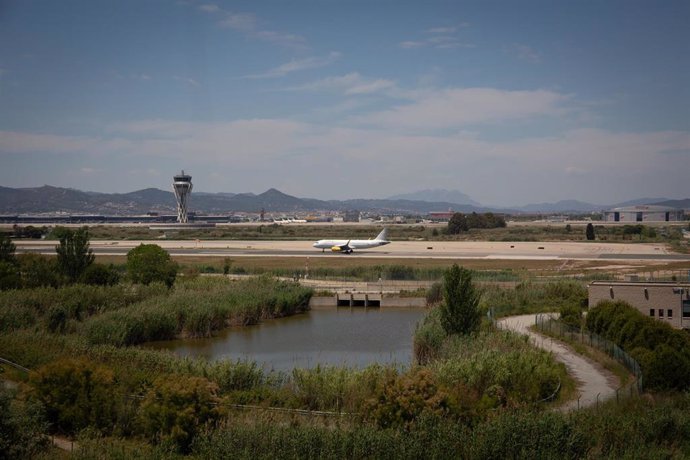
606 205 682 213
589 281 690 287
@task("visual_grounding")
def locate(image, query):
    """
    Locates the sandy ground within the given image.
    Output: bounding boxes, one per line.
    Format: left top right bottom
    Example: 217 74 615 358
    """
14 239 687 261
498 314 617 410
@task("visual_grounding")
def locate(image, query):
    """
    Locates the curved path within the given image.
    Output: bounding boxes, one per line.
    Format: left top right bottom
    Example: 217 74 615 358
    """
498 314 617 411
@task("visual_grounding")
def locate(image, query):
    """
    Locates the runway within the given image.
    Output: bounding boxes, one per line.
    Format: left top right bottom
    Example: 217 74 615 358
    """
13 239 690 261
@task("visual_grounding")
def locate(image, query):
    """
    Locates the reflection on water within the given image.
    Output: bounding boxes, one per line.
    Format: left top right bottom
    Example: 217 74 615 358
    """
147 307 427 371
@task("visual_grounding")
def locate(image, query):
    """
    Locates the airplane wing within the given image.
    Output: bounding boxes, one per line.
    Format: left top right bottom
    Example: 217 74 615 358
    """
330 240 353 253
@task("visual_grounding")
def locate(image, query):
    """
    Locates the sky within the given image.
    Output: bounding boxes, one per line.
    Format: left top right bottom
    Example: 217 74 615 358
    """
0 0 689 206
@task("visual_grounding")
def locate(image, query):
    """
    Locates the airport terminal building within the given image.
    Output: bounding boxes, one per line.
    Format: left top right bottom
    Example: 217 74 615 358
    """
604 205 684 223
588 281 690 330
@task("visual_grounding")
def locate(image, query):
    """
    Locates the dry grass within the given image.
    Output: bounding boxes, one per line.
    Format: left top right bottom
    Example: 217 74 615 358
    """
94 254 685 279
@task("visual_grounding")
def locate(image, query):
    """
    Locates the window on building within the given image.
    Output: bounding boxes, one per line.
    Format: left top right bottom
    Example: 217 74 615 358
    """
683 300 690 318
650 309 655 317
668 309 673 318
659 309 664 317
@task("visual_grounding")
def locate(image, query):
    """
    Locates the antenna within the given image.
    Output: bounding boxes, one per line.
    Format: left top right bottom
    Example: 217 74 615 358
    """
172 170 193 223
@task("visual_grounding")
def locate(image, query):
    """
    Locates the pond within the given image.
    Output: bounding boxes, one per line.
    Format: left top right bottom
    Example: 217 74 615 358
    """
148 307 427 371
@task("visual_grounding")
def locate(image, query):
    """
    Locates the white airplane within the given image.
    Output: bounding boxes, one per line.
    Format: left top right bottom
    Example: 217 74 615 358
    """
313 228 390 253
273 217 307 224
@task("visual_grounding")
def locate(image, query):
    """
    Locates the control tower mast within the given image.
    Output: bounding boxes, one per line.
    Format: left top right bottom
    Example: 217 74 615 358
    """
172 170 193 223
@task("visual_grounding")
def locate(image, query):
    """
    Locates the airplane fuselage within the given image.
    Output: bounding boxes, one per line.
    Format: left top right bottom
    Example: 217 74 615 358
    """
312 239 390 251
313 228 390 253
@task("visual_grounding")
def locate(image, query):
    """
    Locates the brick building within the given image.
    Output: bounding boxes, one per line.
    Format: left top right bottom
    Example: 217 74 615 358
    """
588 281 690 330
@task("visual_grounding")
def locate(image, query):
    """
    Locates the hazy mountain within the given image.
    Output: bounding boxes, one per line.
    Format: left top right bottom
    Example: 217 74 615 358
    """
388 189 480 206
516 200 603 213
611 197 671 207
1 185 687 215
651 198 690 209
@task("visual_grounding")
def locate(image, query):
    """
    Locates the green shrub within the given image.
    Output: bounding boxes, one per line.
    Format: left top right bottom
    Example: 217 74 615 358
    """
80 263 121 286
31 358 118 434
0 386 49 459
586 300 690 390
138 375 222 453
126 244 178 288
363 368 469 429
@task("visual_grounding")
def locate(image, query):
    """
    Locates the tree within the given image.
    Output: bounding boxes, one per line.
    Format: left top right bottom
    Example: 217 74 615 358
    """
585 223 595 241
439 264 481 335
126 244 178 287
0 236 17 265
447 213 468 234
55 227 94 282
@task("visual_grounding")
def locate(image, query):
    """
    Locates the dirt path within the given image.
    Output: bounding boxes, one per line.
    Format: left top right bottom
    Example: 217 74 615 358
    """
498 314 617 410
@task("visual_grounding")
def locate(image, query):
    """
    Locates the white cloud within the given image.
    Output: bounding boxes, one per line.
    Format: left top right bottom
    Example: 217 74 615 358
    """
2 120 689 203
290 72 397 96
173 76 200 87
511 43 541 63
357 87 569 129
198 4 307 49
199 4 220 13
243 52 341 79
400 26 474 50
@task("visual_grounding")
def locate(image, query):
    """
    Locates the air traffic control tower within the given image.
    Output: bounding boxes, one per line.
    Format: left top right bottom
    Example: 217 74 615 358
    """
172 170 193 223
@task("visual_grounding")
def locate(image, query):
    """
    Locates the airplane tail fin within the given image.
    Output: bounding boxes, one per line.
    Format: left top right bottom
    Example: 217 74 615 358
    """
375 228 389 241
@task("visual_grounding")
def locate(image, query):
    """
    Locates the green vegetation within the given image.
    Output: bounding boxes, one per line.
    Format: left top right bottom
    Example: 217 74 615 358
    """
439 264 481 335
0 235 16 264
447 212 507 234
55 227 95 282
483 279 587 318
586 300 690 391
126 244 178 288
0 386 49 459
82 276 312 345
2 264 690 457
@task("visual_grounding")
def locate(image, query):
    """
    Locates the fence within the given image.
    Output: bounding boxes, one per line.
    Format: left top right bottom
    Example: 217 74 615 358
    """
535 314 644 400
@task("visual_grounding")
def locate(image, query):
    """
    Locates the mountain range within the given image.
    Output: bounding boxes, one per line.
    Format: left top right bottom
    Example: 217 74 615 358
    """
0 185 687 215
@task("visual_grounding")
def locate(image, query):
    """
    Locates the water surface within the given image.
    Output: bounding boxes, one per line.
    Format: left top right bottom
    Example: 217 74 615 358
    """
148 307 426 371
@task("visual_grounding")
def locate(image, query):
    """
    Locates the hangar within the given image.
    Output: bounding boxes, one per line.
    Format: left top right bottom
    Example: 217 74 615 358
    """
604 205 684 223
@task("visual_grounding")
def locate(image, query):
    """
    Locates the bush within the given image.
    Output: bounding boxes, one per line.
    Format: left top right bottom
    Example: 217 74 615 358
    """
138 375 222 453
127 244 178 288
363 368 468 429
31 358 118 434
413 307 445 364
80 263 121 286
18 254 61 288
425 281 443 306
0 386 49 459
586 300 690 391
0 261 21 291
560 304 583 329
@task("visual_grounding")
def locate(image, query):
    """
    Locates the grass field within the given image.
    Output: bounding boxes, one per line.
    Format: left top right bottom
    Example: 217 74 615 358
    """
11 221 685 246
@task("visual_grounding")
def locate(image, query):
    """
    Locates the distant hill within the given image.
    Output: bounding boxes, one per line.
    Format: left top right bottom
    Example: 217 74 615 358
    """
516 200 603 213
0 185 687 215
651 198 690 209
611 197 671 208
387 189 480 206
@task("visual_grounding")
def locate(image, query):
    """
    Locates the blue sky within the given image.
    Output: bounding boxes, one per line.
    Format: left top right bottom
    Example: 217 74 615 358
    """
1 0 688 206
